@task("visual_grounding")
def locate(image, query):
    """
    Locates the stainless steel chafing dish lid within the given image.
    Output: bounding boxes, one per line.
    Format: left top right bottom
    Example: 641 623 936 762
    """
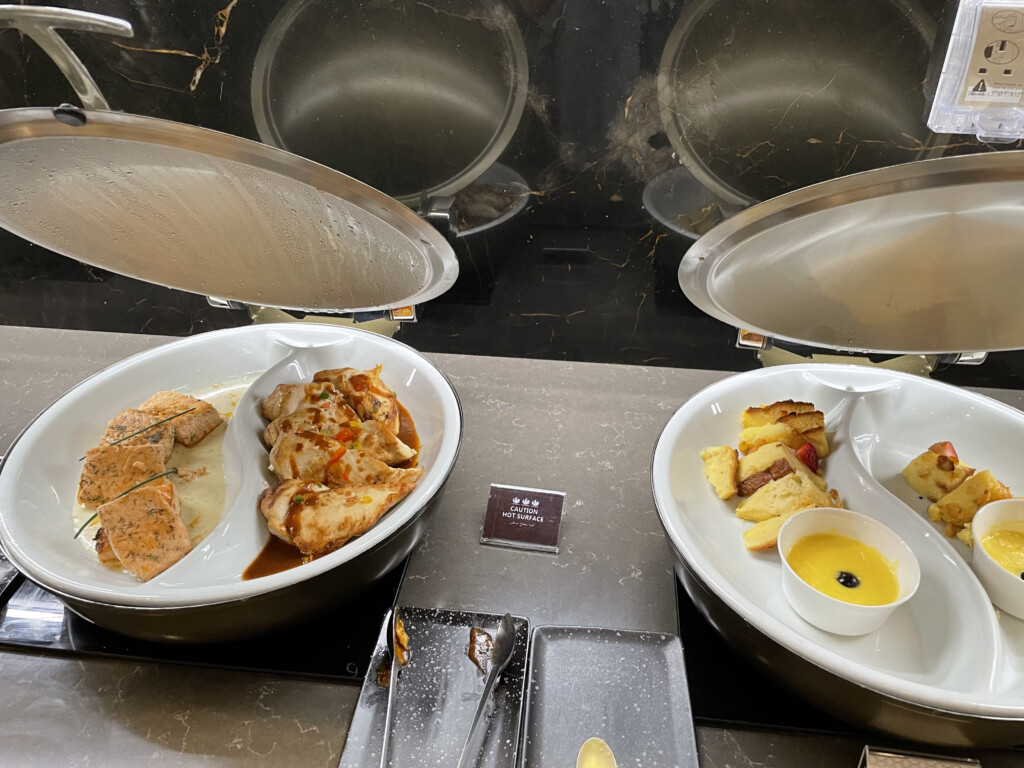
0 106 459 313
679 151 1024 355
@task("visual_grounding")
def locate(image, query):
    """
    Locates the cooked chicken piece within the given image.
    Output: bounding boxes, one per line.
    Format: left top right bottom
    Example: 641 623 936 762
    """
77 443 168 506
263 402 359 448
259 478 418 558
97 481 190 581
261 382 346 422
270 426 421 485
138 391 223 447
101 409 176 461
313 366 401 434
269 432 343 483
357 420 416 465
325 453 423 487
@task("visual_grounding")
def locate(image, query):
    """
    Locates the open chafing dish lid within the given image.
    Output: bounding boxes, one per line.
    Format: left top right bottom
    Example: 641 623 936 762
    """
679 151 1024 356
0 106 459 313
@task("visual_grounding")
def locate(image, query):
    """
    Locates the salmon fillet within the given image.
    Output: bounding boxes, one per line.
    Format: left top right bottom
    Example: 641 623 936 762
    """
101 408 175 461
97 482 190 581
77 443 168 506
138 391 223 447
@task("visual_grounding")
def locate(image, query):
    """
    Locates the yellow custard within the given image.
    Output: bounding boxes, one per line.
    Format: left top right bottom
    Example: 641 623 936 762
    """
981 523 1024 577
786 533 899 606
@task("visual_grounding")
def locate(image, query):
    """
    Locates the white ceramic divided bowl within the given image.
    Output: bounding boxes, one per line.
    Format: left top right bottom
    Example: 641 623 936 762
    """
971 499 1024 620
0 323 462 642
778 508 920 636
652 363 1024 746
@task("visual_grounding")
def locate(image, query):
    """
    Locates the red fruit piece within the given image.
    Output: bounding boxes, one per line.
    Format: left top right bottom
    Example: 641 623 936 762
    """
796 442 818 473
928 441 958 461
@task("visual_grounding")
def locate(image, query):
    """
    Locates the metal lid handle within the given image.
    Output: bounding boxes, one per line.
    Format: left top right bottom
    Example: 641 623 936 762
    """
0 5 132 110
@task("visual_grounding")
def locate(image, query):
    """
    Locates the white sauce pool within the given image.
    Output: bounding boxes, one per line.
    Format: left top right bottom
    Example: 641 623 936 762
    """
73 378 253 568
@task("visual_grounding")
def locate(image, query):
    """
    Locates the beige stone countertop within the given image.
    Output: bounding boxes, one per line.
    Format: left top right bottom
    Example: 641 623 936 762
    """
2 326 1024 767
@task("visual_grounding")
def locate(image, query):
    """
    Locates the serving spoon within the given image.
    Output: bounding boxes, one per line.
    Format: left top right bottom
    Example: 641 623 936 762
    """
456 612 517 768
576 737 617 768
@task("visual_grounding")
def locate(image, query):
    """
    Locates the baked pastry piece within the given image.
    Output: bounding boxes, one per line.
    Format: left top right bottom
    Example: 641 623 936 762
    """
737 441 826 495
739 400 829 457
737 422 805 454
928 470 1012 534
742 509 803 551
741 400 815 428
735 472 838 523
700 446 739 499
902 448 975 502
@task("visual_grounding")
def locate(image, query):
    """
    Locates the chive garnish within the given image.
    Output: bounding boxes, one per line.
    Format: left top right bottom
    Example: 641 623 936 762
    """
73 513 99 540
78 408 196 461
73 468 178 539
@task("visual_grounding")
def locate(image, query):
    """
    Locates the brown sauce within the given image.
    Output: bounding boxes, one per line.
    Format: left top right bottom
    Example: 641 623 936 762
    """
242 535 305 580
396 402 419 469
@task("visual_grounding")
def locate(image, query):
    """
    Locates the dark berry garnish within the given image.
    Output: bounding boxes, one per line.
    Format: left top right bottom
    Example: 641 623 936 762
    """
836 570 860 589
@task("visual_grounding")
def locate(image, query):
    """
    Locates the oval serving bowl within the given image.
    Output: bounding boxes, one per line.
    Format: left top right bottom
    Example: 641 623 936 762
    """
0 323 461 643
652 363 1024 746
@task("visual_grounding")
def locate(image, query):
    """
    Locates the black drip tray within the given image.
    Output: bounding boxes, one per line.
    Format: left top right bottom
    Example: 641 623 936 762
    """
676 582 852 734
0 560 405 683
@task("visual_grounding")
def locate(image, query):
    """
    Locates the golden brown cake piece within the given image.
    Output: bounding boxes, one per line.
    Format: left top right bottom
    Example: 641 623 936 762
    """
799 427 830 459
101 409 176 461
928 470 1012 533
735 472 839 523
742 508 803 551
97 482 190 581
737 422 805 454
139 391 223 447
741 400 815 428
77 443 168 506
700 445 739 500
777 410 825 435
902 450 975 502
738 442 826 491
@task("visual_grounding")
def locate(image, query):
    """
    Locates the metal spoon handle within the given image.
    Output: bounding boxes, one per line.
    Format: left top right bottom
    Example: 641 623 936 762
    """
456 613 516 768
378 610 399 768
456 664 502 768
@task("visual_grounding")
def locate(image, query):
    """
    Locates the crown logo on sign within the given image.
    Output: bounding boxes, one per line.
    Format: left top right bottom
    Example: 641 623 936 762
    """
512 497 521 504
531 499 540 507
